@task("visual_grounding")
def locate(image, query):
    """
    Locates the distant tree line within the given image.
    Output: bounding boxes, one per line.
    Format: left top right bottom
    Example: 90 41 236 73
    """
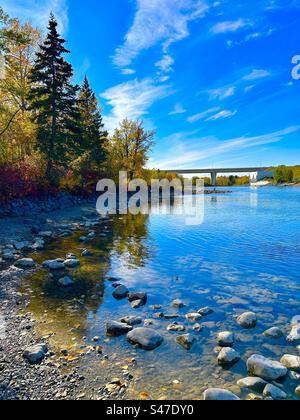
192 175 250 187
0 10 154 201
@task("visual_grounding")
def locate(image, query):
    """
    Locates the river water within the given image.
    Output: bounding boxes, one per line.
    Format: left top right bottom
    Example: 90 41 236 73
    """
22 187 300 399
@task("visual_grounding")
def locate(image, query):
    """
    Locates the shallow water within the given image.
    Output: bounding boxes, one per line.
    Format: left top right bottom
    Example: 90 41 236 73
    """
22 187 300 399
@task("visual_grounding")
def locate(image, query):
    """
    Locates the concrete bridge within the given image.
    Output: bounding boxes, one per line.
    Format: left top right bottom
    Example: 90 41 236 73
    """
163 167 270 186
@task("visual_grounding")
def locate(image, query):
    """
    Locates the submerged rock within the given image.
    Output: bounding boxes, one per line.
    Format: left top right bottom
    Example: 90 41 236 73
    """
128 292 147 304
185 313 202 322
81 249 92 257
263 384 287 400
58 276 74 287
193 323 203 332
176 334 196 350
112 285 129 300
247 354 287 381
172 299 185 309
127 328 163 350
131 299 145 309
263 327 284 339
119 316 142 326
167 323 186 332
198 307 214 317
237 312 257 329
217 331 235 347
15 258 36 269
23 343 48 364
203 388 240 401
64 259 80 268
45 259 65 270
237 377 267 393
218 348 240 366
280 354 300 372
106 321 133 337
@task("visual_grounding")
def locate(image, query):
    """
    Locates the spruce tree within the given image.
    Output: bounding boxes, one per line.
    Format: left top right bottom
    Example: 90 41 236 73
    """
29 14 80 182
78 76 107 170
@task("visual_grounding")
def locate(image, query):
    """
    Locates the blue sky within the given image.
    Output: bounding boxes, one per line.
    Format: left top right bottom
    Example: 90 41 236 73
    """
2 0 300 169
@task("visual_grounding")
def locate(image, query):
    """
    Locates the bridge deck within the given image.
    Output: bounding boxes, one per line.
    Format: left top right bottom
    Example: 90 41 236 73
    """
163 167 266 174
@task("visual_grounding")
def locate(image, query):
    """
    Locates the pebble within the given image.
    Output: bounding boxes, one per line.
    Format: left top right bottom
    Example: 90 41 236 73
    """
217 331 235 347
176 334 196 350
218 348 240 366
167 323 186 332
185 313 202 322
23 343 48 364
172 299 185 309
58 276 74 287
198 307 214 317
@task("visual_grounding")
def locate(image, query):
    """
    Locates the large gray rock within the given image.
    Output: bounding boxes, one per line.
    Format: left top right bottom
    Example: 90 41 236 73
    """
127 328 163 350
176 334 196 350
280 354 300 372
263 384 287 400
112 285 129 299
203 388 240 401
247 354 287 381
218 348 240 366
23 344 48 364
15 258 36 268
237 312 257 328
106 321 132 337
217 331 235 347
237 377 267 393
263 327 284 339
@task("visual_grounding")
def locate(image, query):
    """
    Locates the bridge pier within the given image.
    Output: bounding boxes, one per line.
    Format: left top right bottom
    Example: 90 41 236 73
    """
211 172 217 186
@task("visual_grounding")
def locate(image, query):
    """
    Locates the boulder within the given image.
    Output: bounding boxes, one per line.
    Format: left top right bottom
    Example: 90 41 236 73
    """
106 321 132 337
119 316 142 326
217 331 235 347
23 343 48 364
263 327 284 339
237 312 257 329
263 384 287 400
280 354 300 372
15 258 36 269
176 334 196 350
247 354 287 381
218 348 240 366
237 377 267 393
198 307 214 317
203 388 240 401
127 328 163 350
112 285 129 300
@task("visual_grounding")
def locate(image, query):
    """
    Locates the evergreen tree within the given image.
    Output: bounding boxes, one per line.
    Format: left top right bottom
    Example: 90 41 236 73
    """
29 14 80 182
78 76 107 170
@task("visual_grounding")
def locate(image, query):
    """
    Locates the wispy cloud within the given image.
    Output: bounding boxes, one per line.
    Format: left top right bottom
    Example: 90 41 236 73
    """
1 0 69 32
208 86 236 100
121 68 136 76
187 107 220 122
113 0 209 71
206 109 238 121
169 102 187 115
156 55 175 73
243 69 271 81
150 126 299 169
101 78 173 132
211 19 251 34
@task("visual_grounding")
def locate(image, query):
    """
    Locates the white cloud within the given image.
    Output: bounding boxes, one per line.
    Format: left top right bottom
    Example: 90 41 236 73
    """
208 86 236 100
187 107 220 122
121 68 136 75
1 0 69 33
156 55 175 73
211 19 250 34
113 0 209 69
169 102 187 115
243 69 271 81
206 109 238 121
151 126 299 169
101 78 173 132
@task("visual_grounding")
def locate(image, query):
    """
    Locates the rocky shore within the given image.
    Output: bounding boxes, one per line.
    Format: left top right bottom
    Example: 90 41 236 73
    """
0 197 300 400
